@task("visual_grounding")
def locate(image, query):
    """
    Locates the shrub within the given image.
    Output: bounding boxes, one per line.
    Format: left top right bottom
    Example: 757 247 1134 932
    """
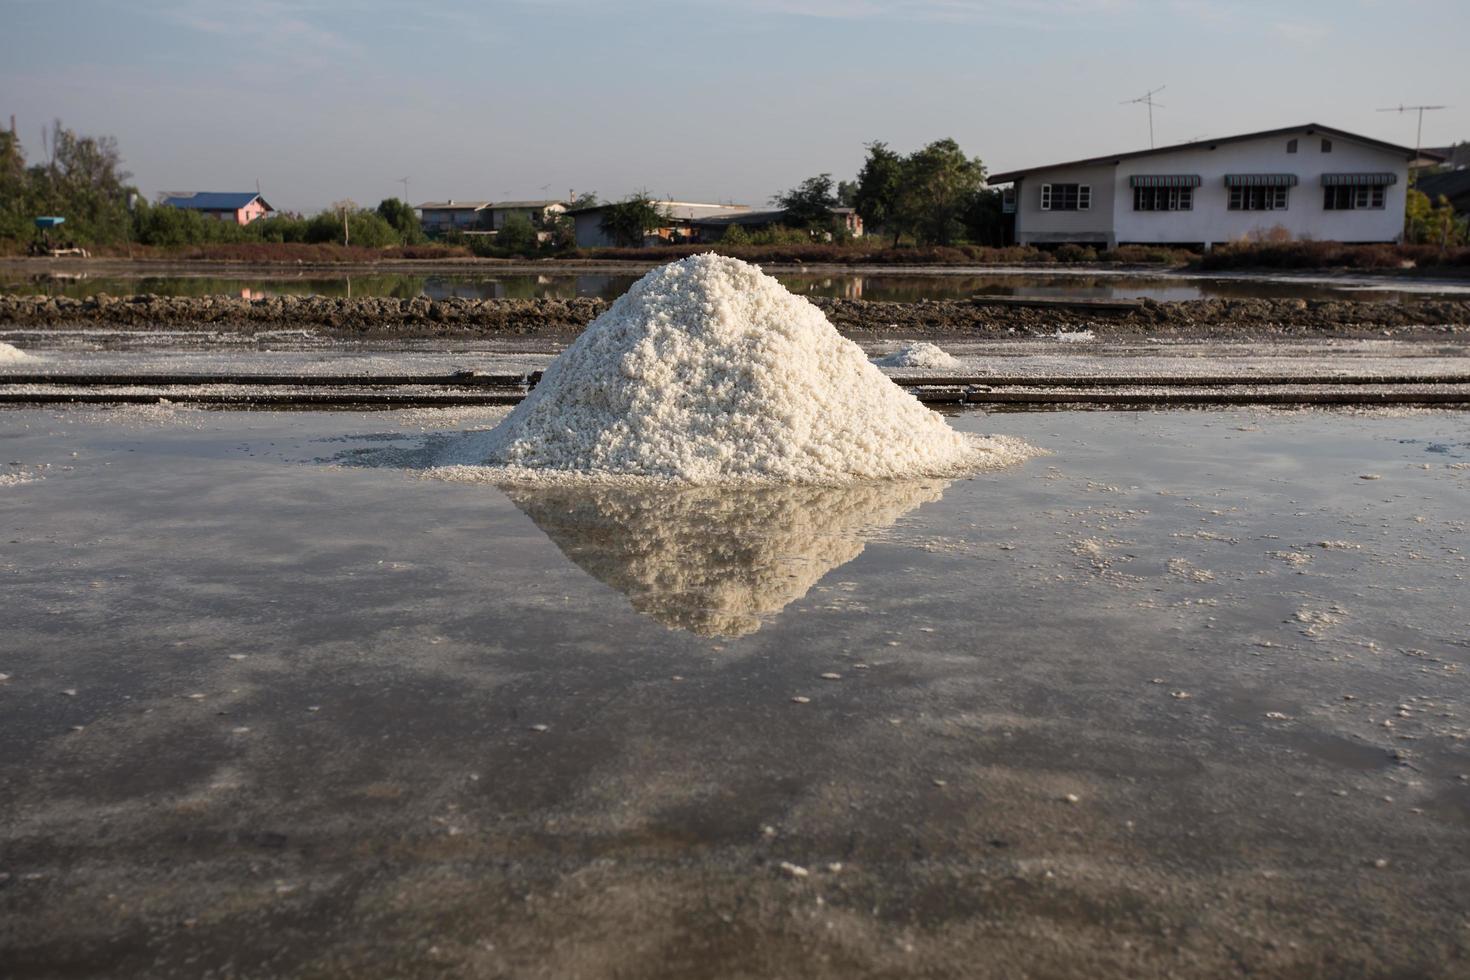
1054 243 1097 263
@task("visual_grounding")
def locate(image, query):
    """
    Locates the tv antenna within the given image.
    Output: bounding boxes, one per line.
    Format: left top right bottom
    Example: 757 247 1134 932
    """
394 176 410 202
1121 85 1166 148
1376 104 1448 175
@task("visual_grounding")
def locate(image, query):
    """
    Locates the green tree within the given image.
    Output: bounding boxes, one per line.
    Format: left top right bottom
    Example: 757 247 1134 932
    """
496 213 539 254
719 223 751 245
853 142 907 246
835 179 858 208
376 197 425 244
568 191 599 210
774 173 838 232
1405 188 1467 247
599 193 666 247
897 138 987 245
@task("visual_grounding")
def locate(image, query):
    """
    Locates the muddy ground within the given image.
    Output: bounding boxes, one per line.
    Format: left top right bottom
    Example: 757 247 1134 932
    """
3 292 1470 339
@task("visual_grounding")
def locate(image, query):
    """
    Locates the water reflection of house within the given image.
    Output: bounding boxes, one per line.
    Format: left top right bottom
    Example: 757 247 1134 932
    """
160 192 274 225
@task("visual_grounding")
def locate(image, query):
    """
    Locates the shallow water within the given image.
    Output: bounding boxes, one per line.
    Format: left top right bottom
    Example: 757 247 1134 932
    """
6 268 1469 303
1 406 1467 977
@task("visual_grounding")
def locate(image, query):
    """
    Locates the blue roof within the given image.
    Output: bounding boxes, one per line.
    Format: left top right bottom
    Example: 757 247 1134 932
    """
161 192 270 211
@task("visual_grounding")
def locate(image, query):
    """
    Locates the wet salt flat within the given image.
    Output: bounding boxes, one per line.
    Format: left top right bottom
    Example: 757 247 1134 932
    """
2 404 1467 978
5 333 1470 381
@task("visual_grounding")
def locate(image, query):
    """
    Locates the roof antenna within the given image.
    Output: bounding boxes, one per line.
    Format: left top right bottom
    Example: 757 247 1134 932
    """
1376 104 1448 182
1120 85 1166 148
394 176 410 202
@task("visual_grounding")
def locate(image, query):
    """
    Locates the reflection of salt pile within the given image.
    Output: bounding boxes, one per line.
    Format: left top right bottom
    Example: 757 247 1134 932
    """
0 342 36 364
875 341 961 370
436 254 1032 483
507 480 946 636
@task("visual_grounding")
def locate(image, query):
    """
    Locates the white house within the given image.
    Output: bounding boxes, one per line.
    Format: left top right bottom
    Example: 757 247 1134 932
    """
568 201 751 248
988 124 1424 249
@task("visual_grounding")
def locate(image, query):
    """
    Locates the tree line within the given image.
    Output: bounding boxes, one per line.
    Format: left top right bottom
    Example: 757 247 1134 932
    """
1 120 426 250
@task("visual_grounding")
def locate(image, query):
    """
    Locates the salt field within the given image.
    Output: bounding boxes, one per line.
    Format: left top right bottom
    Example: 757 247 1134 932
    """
2 403 1468 977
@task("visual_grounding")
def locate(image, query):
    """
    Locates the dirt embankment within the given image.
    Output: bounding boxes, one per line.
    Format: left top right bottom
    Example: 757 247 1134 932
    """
3 292 1470 338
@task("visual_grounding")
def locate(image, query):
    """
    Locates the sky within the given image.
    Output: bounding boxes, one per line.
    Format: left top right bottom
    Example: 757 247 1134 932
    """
2 0 1467 214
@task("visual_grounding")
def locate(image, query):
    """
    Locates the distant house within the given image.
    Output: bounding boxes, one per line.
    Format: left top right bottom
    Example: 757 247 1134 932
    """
485 200 567 231
688 206 863 241
160 191 273 225
417 200 491 236
566 201 751 248
987 123 1431 249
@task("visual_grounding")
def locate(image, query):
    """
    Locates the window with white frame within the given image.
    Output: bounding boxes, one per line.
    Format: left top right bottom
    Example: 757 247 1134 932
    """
1324 185 1385 210
1133 186 1193 211
1228 186 1289 210
1040 183 1090 211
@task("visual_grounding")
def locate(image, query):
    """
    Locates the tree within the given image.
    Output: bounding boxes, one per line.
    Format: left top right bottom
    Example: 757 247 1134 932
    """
376 197 424 244
835 179 858 208
773 173 838 232
853 142 907 246
496 213 539 254
599 193 666 247
568 191 599 210
1405 188 1468 248
897 138 987 245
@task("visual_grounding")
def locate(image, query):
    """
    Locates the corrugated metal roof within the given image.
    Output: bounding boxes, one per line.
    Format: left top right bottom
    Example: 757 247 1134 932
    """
988 124 1430 184
161 192 270 211
489 200 565 210
417 201 490 211
1416 170 1470 204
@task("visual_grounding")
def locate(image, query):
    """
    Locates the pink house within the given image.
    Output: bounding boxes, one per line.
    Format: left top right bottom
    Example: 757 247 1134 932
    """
160 192 274 225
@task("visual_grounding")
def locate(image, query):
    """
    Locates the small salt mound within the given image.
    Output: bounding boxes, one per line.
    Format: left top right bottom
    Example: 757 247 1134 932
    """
874 342 961 370
0 342 36 364
438 254 1033 484
1054 329 1096 343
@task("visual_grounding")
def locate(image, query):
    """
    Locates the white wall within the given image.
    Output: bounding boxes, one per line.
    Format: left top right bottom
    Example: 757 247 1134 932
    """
1013 165 1117 245
1012 129 1410 246
1113 133 1408 244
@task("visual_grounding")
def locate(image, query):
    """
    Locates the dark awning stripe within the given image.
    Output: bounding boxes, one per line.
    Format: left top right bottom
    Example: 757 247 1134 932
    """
1321 172 1397 186
1129 174 1202 188
1223 174 1299 187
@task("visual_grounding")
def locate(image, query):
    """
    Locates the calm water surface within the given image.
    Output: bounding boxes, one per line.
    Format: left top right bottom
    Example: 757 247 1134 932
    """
2 405 1467 977
4 269 1461 303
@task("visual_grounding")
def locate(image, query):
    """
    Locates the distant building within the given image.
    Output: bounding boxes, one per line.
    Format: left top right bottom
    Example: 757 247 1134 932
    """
689 206 863 241
160 191 273 225
567 201 751 248
485 200 567 231
417 200 491 236
987 124 1431 248
1415 170 1470 218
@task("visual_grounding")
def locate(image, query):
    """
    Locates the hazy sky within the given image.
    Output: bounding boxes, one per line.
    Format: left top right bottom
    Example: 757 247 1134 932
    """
3 0 1467 214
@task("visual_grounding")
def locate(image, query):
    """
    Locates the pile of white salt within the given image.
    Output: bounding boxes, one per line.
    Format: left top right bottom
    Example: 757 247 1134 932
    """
436 254 1034 484
874 341 961 370
0 342 36 364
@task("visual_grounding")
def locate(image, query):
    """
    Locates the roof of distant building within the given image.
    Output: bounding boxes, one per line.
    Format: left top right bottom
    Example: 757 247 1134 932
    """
565 201 750 219
1415 169 1470 204
417 200 491 211
488 200 566 210
988 123 1437 184
161 191 272 211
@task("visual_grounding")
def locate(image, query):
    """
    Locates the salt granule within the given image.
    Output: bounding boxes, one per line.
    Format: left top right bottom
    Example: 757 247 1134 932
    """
436 254 1033 484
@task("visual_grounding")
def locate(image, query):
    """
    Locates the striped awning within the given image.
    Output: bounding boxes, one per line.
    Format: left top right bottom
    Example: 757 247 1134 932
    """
1129 174 1202 188
1321 172 1397 186
1223 173 1299 187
